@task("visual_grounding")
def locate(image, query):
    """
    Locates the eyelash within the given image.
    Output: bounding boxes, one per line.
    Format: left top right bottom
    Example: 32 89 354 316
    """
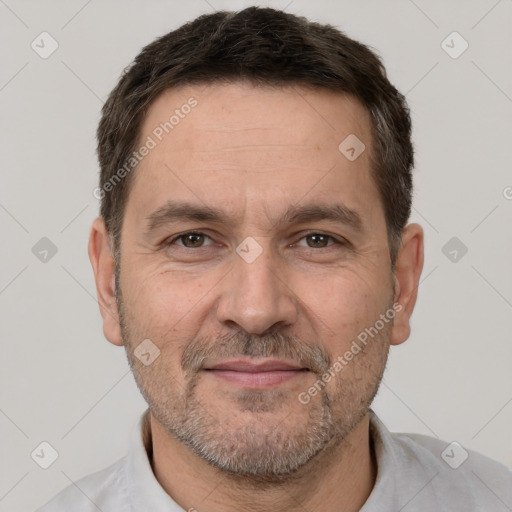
164 231 345 249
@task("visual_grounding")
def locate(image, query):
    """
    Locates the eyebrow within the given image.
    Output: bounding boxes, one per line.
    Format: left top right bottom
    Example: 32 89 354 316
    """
144 200 364 236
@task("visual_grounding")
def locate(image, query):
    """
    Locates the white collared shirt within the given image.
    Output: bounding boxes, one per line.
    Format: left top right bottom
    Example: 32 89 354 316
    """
37 409 512 511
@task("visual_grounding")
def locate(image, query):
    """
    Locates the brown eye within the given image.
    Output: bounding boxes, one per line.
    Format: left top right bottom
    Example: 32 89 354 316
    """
171 232 212 248
181 233 205 247
304 234 333 248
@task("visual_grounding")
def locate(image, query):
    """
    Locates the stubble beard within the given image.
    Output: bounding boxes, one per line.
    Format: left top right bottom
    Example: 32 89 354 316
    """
116 276 391 483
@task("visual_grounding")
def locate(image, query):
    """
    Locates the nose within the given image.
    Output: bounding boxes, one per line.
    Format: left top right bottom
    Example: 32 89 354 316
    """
215 243 299 335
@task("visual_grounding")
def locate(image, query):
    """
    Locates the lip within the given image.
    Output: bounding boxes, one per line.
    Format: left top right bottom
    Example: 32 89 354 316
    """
202 359 308 388
204 359 305 372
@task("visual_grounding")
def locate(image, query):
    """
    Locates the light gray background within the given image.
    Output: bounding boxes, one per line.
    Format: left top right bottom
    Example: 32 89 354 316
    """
1 0 511 510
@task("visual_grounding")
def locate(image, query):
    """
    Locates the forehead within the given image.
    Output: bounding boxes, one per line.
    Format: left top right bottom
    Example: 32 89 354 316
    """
139 81 373 162
126 81 382 229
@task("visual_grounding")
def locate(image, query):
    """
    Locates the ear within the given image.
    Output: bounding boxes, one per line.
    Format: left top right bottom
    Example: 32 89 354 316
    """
390 223 424 346
88 217 123 346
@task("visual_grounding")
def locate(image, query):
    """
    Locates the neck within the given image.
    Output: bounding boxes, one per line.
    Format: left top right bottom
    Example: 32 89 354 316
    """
149 412 376 512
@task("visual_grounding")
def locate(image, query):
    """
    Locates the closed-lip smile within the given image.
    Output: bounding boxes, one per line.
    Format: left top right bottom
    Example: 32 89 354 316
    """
202 359 308 388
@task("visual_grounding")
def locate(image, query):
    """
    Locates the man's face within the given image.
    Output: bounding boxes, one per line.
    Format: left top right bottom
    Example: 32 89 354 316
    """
113 82 397 478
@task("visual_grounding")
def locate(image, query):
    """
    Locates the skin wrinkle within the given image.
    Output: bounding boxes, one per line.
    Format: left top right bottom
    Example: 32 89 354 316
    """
142 201 366 243
90 82 424 512
180 144 312 151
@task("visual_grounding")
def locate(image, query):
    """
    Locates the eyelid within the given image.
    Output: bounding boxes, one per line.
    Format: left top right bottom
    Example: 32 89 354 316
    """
163 230 347 249
292 231 345 247
164 231 215 248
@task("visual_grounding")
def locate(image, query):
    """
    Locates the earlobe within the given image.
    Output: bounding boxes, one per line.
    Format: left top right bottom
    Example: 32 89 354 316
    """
88 218 124 347
390 223 424 346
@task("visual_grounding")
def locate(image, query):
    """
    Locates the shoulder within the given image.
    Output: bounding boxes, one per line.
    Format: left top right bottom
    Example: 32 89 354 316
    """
36 457 129 512
366 411 512 511
393 430 512 509
395 429 511 476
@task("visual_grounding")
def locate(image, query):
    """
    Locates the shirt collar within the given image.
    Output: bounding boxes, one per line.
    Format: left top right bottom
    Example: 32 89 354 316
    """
126 409 183 511
360 410 399 511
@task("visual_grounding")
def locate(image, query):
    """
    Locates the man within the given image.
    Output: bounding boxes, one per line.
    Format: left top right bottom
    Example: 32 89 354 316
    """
38 6 511 512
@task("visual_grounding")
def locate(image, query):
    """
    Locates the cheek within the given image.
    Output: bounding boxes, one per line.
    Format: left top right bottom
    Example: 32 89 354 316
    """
121 267 216 356
124 264 208 317
298 271 389 350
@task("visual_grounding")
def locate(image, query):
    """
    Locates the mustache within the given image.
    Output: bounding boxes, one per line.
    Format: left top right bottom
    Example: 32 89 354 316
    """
181 330 332 377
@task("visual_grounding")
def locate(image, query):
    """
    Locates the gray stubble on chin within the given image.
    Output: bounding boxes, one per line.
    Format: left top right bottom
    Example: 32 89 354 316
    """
119 300 391 479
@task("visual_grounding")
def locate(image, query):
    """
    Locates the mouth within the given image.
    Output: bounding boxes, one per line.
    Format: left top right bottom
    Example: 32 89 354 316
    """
202 359 309 388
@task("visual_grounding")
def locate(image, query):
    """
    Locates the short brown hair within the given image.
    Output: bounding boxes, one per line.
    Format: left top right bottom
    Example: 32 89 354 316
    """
97 6 413 268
